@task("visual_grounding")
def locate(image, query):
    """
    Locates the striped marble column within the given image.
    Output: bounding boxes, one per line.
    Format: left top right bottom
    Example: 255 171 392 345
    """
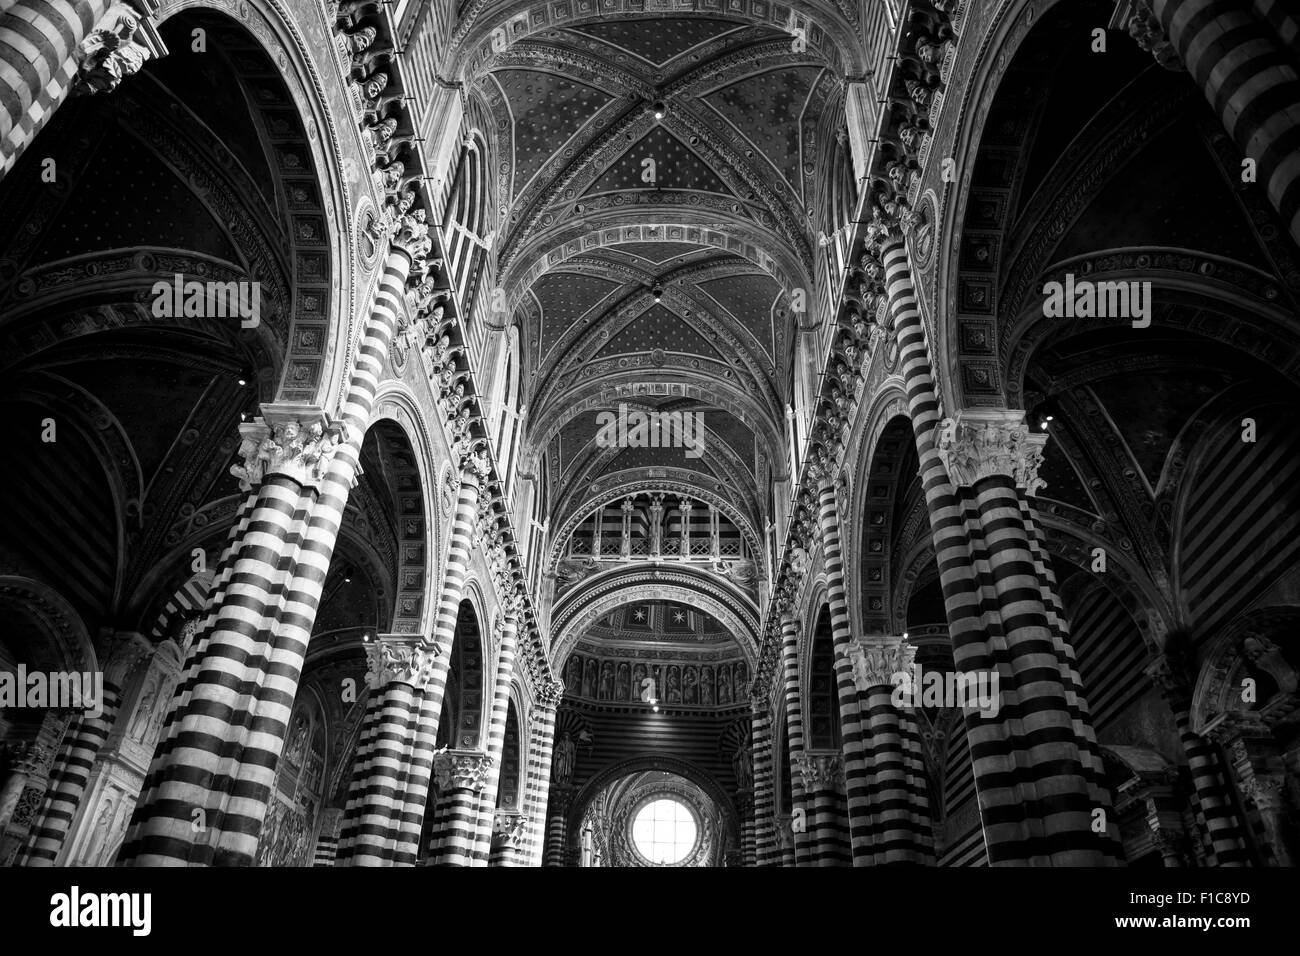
335 634 441 866
943 407 1120 865
880 231 1115 865
118 212 432 867
312 808 343 866
738 789 756 866
488 811 527 866
1148 0 1300 246
816 477 873 864
542 785 574 866
791 752 850 865
391 458 490 861
0 0 149 180
20 630 150 865
1148 655 1251 865
749 698 778 866
429 750 493 866
521 685 562 866
778 614 813 865
468 608 520 864
842 634 933 864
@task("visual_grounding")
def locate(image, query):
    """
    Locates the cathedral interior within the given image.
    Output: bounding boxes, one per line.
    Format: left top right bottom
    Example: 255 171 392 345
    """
0 0 1298 870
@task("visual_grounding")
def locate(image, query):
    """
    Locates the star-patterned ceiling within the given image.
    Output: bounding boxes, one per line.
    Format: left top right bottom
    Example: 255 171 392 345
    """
466 11 853 650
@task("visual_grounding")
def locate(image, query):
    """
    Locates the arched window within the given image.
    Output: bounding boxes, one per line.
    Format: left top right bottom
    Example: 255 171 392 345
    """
442 131 493 321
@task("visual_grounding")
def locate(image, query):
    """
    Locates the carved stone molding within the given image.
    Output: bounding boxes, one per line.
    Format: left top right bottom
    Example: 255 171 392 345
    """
363 634 441 690
842 635 915 691
1124 0 1184 71
432 749 494 792
230 404 348 492
935 408 1048 495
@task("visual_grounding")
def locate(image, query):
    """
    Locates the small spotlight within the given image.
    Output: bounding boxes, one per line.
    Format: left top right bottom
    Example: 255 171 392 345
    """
344 575 352 583
653 100 666 120
652 285 663 302
237 377 247 387
652 705 659 713
1045 415 1054 422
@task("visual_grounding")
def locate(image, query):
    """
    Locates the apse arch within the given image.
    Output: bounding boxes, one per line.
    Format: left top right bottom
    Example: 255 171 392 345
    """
549 567 761 671
370 383 442 636
0 575 97 674
566 753 739 847
153 0 356 414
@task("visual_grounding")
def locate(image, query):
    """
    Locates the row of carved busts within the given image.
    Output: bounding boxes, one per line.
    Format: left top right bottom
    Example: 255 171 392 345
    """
327 3 553 696
755 0 964 698
562 651 749 707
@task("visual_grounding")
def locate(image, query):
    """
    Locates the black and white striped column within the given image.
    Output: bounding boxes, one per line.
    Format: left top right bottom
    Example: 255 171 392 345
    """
20 631 150 865
542 785 573 867
0 0 143 180
750 698 778 866
791 752 850 865
488 811 528 866
841 635 934 864
815 477 874 864
429 750 493 866
778 614 813 865
335 635 441 866
521 684 562 866
881 231 1116 865
1148 656 1251 865
468 609 520 864
118 212 433 867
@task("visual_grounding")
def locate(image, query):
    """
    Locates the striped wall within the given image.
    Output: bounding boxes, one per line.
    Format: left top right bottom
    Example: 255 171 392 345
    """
1179 410 1300 643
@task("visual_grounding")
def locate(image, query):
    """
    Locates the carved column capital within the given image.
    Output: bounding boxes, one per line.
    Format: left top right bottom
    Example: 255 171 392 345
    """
1124 0 1184 71
537 678 565 708
935 408 1048 495
791 752 843 792
98 630 153 687
390 209 433 268
72 4 152 96
493 812 529 847
548 784 575 813
432 749 494 792
231 404 349 492
363 634 441 690
841 634 914 691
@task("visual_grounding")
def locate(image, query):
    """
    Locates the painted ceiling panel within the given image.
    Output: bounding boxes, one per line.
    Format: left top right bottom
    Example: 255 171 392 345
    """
696 273 781 358
494 69 613 200
584 126 733 197
534 271 623 359
568 18 740 66
594 304 723 361
702 65 822 196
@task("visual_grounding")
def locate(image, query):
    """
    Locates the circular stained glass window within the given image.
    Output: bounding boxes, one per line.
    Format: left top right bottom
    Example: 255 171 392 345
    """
631 797 697 865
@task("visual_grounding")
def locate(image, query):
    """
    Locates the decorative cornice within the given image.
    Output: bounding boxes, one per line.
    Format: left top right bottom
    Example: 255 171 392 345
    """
935 408 1048 495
